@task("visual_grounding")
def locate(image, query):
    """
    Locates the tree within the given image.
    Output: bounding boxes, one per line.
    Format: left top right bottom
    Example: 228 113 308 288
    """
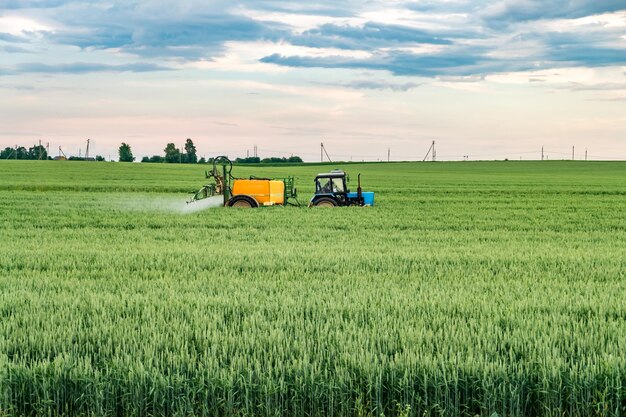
164 143 180 163
184 138 197 163
259 156 303 163
141 155 164 163
95 155 105 161
0 147 14 159
15 146 28 160
118 142 135 162
28 144 47 160
235 156 261 163
198 157 206 164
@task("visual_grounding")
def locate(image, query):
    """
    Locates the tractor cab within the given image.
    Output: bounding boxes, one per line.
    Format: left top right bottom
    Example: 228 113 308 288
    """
315 170 347 194
310 170 374 207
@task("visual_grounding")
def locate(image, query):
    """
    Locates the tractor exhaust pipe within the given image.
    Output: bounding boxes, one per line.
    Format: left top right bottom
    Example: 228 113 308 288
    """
357 173 362 202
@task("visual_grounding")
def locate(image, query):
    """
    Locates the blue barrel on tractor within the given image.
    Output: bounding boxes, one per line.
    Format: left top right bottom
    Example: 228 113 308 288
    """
309 169 374 207
347 191 374 206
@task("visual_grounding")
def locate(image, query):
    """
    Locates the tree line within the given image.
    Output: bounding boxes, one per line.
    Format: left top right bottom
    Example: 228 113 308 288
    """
1 144 106 161
1 144 51 160
1 140 302 163
133 139 303 164
234 156 303 163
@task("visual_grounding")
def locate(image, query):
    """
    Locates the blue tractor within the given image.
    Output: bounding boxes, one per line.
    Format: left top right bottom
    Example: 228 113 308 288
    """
309 169 375 207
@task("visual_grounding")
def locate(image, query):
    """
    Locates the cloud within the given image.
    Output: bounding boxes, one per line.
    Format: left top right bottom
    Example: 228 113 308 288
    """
549 46 626 66
589 96 626 102
2 0 625 80
37 4 289 59
563 82 626 91
260 6 626 76
260 47 516 77
248 2 358 18
481 0 626 24
0 32 28 43
290 22 452 51
0 45 32 53
0 83 36 90
0 62 174 76
0 0 67 8
333 79 421 91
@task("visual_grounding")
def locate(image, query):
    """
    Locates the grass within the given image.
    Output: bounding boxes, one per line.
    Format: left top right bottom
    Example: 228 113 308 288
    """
0 160 625 416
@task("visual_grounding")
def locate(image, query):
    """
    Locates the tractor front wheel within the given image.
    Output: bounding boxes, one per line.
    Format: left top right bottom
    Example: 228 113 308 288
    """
227 195 259 208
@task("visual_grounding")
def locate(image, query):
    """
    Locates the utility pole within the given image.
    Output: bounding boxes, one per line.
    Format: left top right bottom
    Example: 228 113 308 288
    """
387 148 390 162
541 146 544 161
572 146 574 161
246 149 249 158
85 139 90 160
585 149 588 161
320 142 332 163
422 140 436 162
38 140 43 160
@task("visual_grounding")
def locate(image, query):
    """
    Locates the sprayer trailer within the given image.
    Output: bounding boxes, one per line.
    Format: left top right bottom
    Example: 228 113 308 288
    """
187 156 299 207
228 177 296 207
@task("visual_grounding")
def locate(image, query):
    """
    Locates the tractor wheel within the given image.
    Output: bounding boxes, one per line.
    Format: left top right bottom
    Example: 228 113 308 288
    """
313 197 338 207
227 195 259 208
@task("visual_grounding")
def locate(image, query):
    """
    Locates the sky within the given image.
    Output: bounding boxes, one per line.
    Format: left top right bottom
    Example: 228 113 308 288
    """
0 0 625 162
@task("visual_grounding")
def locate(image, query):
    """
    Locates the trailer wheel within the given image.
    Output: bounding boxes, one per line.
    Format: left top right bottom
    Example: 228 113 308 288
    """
313 197 338 207
227 195 259 208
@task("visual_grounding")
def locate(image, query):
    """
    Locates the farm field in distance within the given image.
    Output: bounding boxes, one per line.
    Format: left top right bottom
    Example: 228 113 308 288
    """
0 160 625 417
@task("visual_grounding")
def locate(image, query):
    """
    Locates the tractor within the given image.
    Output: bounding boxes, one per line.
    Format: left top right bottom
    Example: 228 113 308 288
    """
188 157 374 208
188 156 299 207
309 169 374 207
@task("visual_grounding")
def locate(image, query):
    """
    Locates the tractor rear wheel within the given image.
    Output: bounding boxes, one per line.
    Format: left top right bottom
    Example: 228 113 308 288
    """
313 197 338 207
227 195 259 208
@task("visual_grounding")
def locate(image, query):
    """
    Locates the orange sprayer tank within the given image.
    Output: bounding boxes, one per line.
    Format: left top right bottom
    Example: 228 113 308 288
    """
231 179 285 205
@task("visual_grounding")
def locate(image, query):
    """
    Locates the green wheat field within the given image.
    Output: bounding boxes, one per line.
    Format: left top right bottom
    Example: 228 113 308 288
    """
1 160 625 417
